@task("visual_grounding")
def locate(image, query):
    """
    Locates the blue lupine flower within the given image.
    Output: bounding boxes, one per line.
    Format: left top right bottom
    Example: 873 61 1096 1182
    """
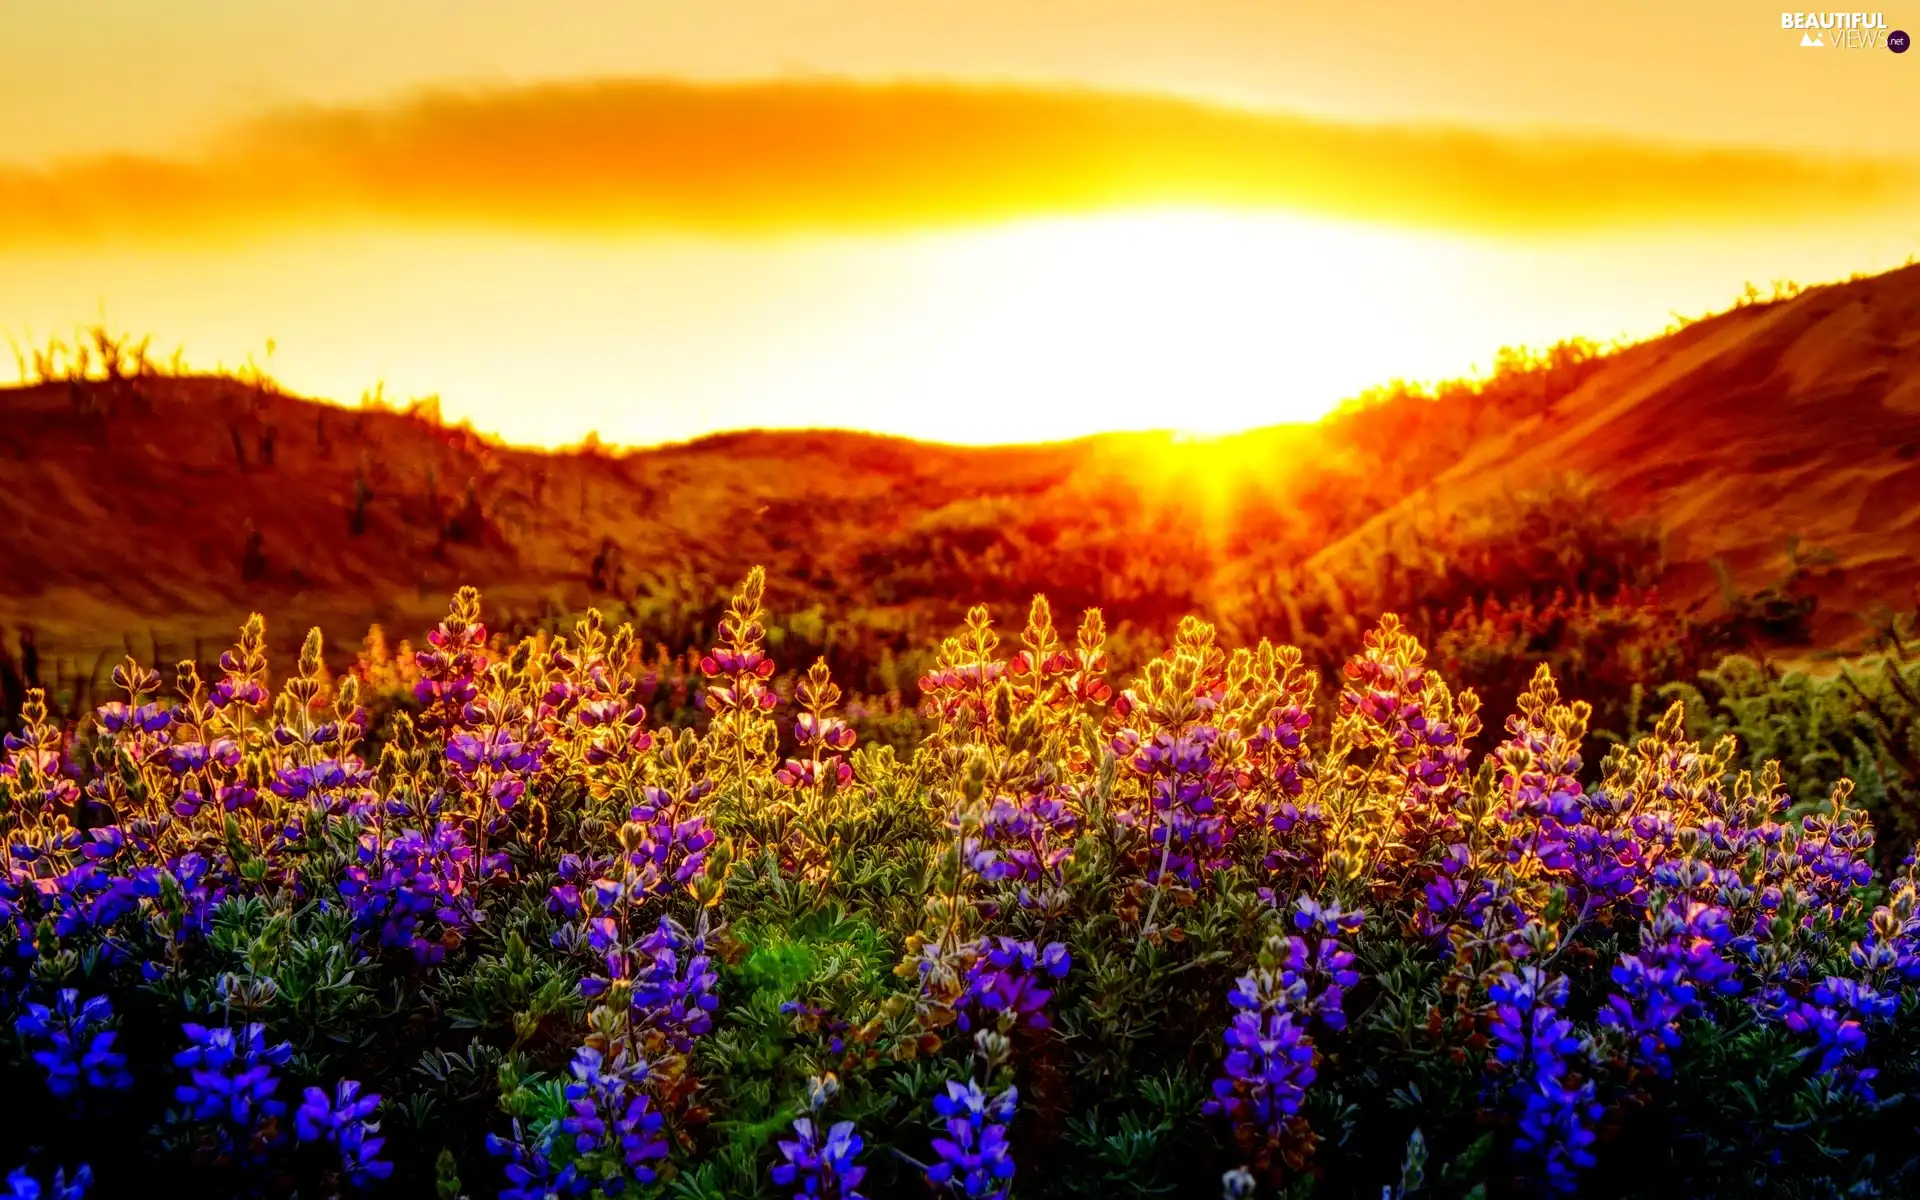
613 915 721 1054
560 1045 669 1180
1488 967 1600 1195
1206 916 1353 1170
772 1117 867 1199
1288 895 1364 1032
957 937 1070 1033
487 1118 585 1200
1851 883 1920 987
1600 899 1739 1075
1 1163 91 1200
172 1022 292 1161
927 1080 1017 1199
1778 975 1896 1099
295 1079 394 1188
14 990 131 1098
340 820 494 963
1206 1007 1317 1163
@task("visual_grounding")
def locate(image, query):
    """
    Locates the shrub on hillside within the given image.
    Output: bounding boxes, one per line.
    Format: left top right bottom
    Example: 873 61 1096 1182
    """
1661 612 1920 849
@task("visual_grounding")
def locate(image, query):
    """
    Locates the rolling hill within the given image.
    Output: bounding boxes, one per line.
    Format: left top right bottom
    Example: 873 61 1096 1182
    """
2 263 1917 687
1305 263 1920 646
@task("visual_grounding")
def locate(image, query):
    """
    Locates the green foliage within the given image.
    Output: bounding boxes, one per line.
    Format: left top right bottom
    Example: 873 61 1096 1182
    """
1666 613 1920 846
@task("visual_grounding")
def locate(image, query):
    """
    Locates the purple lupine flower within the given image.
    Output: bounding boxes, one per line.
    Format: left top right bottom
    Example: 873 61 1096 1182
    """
295 1079 393 1189
209 623 271 714
626 783 717 896
793 711 856 751
1423 867 1525 961
561 794 723 1061
977 784 1077 903
171 778 259 821
957 938 1070 1034
559 1045 669 1181
776 659 858 808
209 677 268 711
919 661 1007 728
1206 928 1324 1171
95 701 171 736
0 694 81 812
547 852 614 927
630 916 721 1053
445 707 547 815
1777 976 1896 1100
172 1022 292 1163
772 1117 867 1199
1852 882 1920 987
165 738 240 777
775 757 854 790
1245 699 1313 801
1206 1007 1317 1170
569 688 654 768
445 727 542 777
1796 805 1876 919
1336 621 1478 846
37 859 146 941
699 574 782 786
1493 666 1588 878
926 1080 1017 1200
413 589 488 733
340 820 496 963
1260 792 1326 883
487 1119 584 1200
123 851 227 953
1116 726 1236 891
1420 843 1496 938
1288 896 1364 1033
14 990 131 1098
1 1164 92 1200
268 757 372 811
558 779 716 980
1600 899 1740 1076
1487 967 1600 1195
1565 784 1646 910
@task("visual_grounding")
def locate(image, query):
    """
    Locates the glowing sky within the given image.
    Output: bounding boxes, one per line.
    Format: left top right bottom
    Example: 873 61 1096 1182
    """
2 2 1917 445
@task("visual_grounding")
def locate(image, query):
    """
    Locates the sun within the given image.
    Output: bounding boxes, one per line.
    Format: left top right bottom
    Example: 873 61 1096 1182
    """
16 205 1899 451
817 207 1525 444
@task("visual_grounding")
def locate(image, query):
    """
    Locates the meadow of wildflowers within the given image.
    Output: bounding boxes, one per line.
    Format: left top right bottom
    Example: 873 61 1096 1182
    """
4 565 1920 1199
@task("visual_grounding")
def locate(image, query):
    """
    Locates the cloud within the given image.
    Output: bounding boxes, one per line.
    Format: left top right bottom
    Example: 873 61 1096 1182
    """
1 78 1913 246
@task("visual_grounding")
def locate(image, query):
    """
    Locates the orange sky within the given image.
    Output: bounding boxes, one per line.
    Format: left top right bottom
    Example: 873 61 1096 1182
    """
2 1 1917 445
4 79 1915 245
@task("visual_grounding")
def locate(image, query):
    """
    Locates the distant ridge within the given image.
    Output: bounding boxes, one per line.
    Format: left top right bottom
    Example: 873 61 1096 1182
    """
2 262 1916 665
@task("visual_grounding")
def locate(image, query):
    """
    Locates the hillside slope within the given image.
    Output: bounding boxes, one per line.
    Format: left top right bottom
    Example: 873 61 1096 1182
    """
2 263 1917 674
1309 263 1920 644
0 377 1113 660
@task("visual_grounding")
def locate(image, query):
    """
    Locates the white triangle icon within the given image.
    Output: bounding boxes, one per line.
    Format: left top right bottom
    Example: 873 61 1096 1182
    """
1800 31 1824 46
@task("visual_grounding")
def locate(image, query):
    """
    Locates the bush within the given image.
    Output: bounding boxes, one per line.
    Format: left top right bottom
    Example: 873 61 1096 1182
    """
1663 613 1920 849
1 573 1916 1199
